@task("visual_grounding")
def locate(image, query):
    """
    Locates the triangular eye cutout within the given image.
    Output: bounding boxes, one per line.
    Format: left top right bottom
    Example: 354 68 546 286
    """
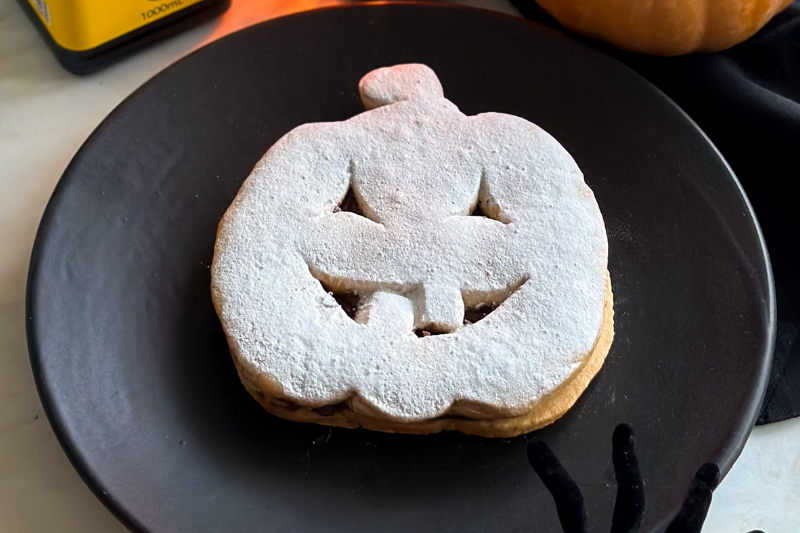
334 187 366 217
469 201 489 218
469 200 509 224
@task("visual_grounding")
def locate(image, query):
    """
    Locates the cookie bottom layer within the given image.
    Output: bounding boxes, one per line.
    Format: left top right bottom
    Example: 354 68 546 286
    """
232 277 613 438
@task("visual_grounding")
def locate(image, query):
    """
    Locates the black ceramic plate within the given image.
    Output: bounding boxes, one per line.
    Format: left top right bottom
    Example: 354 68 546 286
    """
27 4 775 533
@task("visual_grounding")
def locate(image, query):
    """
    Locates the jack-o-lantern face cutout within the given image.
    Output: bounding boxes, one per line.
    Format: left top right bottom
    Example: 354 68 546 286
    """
212 64 612 432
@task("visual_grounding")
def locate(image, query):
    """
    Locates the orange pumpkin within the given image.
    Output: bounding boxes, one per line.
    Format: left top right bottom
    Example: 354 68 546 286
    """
534 0 794 55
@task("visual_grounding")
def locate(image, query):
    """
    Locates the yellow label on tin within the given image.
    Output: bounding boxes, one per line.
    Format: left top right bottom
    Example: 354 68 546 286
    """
26 0 207 51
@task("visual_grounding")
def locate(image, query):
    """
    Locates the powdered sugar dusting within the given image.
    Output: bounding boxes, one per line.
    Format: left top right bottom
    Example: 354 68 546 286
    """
211 64 609 422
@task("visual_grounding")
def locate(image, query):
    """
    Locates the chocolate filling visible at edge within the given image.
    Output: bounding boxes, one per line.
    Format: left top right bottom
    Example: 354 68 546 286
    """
262 397 493 422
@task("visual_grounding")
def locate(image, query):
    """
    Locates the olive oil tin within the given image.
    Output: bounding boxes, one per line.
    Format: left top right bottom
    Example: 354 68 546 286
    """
18 0 230 74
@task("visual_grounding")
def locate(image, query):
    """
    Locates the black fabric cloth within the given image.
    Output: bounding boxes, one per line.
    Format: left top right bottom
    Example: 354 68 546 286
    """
509 0 800 423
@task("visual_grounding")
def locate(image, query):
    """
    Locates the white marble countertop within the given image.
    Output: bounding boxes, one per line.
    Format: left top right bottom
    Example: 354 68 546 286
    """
1 0 798 531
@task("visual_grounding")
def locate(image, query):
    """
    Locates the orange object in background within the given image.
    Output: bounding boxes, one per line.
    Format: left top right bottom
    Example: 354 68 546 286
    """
535 0 794 55
199 0 347 45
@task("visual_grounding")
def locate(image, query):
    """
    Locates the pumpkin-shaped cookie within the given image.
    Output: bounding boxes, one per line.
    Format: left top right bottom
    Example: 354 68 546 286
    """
211 64 613 437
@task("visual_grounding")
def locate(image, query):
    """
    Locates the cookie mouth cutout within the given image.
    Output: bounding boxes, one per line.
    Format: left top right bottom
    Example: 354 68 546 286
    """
308 264 527 336
317 278 359 319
